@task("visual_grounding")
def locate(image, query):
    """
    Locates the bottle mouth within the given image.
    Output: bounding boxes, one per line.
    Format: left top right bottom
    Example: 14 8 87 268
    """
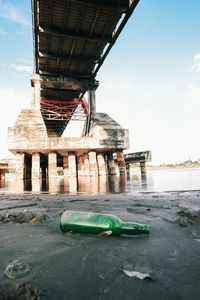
122 222 150 234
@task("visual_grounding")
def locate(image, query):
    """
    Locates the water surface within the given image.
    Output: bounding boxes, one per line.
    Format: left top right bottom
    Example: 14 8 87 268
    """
0 168 200 194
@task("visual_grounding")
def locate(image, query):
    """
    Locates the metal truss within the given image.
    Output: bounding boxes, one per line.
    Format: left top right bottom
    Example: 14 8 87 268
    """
40 98 89 121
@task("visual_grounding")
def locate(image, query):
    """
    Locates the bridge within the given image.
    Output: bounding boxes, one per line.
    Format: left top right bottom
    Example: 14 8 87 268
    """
8 0 140 189
31 0 140 135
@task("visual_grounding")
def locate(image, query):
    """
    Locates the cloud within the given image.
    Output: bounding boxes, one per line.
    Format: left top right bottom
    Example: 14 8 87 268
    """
0 1 30 26
191 53 200 72
10 64 32 73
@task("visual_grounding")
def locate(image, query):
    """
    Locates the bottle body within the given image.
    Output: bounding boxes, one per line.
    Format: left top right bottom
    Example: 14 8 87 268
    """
60 211 149 235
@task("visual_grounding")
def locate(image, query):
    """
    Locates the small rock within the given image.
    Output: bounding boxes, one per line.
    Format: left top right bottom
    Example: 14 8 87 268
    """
29 214 46 224
178 216 189 227
0 282 40 299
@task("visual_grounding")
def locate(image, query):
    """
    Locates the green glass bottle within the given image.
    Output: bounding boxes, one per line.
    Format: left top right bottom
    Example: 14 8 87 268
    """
60 211 150 236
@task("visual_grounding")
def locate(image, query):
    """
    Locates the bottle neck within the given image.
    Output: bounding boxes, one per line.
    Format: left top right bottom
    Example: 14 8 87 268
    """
121 222 150 235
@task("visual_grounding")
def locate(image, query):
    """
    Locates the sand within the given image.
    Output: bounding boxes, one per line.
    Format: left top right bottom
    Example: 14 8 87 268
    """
0 190 200 299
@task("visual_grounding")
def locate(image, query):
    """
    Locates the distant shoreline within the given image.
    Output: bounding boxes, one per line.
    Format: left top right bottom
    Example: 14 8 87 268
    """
146 165 200 171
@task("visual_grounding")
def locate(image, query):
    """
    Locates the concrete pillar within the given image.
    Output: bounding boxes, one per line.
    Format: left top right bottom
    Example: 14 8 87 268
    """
0 170 5 181
77 155 84 177
90 176 98 194
116 150 127 175
63 155 69 177
77 176 90 193
126 163 130 179
49 177 57 194
126 163 130 174
88 151 98 176
140 161 147 181
31 153 40 180
68 152 77 177
32 179 41 193
89 89 96 114
107 152 116 175
119 175 127 193
82 153 90 176
16 179 24 193
97 153 107 176
69 176 77 194
31 74 41 110
16 152 25 180
98 175 107 193
48 152 57 179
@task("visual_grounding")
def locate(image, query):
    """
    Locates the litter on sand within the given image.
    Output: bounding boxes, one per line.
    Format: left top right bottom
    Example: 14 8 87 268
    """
122 270 153 280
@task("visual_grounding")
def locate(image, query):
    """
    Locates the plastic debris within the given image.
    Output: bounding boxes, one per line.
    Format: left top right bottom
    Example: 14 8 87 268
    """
5 260 30 279
123 270 153 280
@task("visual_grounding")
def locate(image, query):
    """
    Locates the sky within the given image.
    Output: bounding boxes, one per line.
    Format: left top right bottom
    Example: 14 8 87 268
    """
0 0 200 165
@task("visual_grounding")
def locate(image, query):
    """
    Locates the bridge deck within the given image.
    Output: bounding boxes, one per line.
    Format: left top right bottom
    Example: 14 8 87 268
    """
32 0 140 135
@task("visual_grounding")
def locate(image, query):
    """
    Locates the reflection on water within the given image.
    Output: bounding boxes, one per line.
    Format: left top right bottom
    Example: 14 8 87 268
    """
1 168 200 194
0 175 128 195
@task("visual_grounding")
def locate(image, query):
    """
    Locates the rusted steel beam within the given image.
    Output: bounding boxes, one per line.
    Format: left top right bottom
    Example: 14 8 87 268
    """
38 26 112 43
40 98 88 121
41 99 83 105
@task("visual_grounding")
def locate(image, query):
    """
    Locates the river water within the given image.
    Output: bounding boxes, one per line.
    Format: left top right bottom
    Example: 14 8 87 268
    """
0 168 200 194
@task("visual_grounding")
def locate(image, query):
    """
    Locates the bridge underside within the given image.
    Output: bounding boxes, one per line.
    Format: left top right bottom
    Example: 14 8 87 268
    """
8 0 141 188
32 0 139 136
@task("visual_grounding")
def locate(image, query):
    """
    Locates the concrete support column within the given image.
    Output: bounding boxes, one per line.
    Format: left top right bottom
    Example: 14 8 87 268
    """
89 89 96 114
116 150 127 175
107 152 116 175
16 152 25 180
48 152 57 179
68 152 77 177
126 163 130 179
31 153 40 180
63 155 69 177
31 74 41 111
97 153 107 176
126 164 130 174
77 155 84 177
0 170 5 181
140 161 147 179
88 151 98 176
82 153 90 176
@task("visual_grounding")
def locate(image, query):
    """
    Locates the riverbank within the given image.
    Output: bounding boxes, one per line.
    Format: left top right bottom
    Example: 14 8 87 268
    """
0 191 200 299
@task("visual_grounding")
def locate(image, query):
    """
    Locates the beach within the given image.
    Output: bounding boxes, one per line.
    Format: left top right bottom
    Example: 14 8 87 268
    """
0 190 200 299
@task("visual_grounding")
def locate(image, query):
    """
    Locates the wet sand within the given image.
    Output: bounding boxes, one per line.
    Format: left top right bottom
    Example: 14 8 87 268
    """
0 191 200 299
